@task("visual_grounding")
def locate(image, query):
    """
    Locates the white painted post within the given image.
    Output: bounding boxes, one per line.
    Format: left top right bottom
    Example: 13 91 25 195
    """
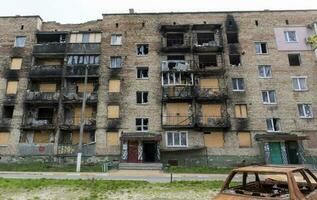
76 152 82 172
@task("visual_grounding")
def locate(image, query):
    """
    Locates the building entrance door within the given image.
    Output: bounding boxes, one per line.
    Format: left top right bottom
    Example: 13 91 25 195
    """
143 142 156 163
286 141 299 164
269 142 283 164
128 141 138 163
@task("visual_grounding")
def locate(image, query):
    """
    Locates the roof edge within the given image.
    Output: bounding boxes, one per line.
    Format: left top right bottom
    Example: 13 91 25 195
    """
0 15 43 21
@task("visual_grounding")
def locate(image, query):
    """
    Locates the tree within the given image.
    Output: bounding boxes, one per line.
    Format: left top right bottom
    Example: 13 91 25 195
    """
307 34 317 49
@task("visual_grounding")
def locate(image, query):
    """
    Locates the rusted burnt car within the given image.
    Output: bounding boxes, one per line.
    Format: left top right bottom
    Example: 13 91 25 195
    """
214 165 317 199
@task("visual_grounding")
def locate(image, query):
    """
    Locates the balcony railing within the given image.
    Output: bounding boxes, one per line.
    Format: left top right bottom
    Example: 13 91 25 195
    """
65 65 99 77
161 60 224 73
24 91 60 102
67 43 101 54
195 87 228 100
162 86 194 100
29 65 63 78
17 143 54 156
196 115 230 128
22 117 55 129
161 60 191 71
161 38 191 53
33 43 66 55
63 92 98 103
61 117 96 130
0 118 12 128
162 115 194 127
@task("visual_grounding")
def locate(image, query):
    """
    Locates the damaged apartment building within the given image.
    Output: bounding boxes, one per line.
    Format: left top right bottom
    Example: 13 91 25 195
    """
0 9 317 167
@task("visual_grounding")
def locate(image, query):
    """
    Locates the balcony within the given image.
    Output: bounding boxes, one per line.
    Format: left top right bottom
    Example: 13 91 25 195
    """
24 91 60 103
63 92 98 104
67 43 101 54
0 118 12 129
161 60 191 72
162 86 194 101
195 87 228 101
193 41 223 53
5 69 19 79
60 117 96 130
29 66 63 78
22 118 55 130
195 115 230 129
160 37 191 53
33 43 66 56
162 115 194 128
160 25 191 33
65 65 99 77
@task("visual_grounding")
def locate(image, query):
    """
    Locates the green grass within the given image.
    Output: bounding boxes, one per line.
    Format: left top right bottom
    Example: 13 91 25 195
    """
166 166 233 174
0 163 103 172
0 178 224 192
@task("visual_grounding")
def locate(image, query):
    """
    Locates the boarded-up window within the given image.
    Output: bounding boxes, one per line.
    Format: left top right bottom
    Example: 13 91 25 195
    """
33 131 51 143
235 104 248 118
107 132 119 146
10 58 22 70
165 103 190 125
77 83 94 93
108 105 119 119
200 78 219 91
0 132 9 145
39 83 56 93
201 104 221 125
74 107 93 125
109 80 121 93
71 131 90 144
204 132 224 148
6 81 18 94
238 132 251 148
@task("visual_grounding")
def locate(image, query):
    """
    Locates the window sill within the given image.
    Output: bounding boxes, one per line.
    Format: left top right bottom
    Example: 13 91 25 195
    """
293 89 308 92
256 53 269 55
136 55 149 57
136 131 149 133
299 116 313 119
266 130 281 133
232 90 245 92
258 77 272 79
166 146 188 148
111 44 122 46
263 103 277 105
136 103 149 106
0 145 8 147
136 78 149 80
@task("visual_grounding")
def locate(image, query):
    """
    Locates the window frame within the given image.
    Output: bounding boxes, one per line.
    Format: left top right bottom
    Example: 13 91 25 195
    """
262 90 277 104
14 36 26 47
255 42 268 54
136 91 149 104
298 104 313 119
166 131 188 148
292 76 308 91
111 34 122 46
258 65 272 78
234 104 248 118
110 56 123 69
136 44 149 56
136 67 149 79
136 118 149 132
266 118 281 132
288 53 301 66
232 78 245 91
284 31 297 43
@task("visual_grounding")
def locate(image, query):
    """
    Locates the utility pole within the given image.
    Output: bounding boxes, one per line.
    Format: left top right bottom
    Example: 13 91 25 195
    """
76 46 88 172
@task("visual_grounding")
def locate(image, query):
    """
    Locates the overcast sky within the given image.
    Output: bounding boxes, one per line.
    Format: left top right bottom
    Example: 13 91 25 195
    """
1 0 317 23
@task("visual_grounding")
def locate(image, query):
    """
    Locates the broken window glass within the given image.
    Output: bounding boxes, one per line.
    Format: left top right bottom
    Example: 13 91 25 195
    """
197 32 215 45
255 42 267 54
288 54 301 66
137 67 149 79
136 44 149 56
166 33 184 47
229 55 241 66
199 55 217 68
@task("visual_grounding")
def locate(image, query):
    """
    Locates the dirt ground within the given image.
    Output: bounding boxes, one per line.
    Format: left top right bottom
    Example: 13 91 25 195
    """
0 187 219 200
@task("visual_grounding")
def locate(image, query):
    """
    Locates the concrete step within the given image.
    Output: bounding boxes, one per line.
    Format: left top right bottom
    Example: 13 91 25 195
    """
119 163 163 170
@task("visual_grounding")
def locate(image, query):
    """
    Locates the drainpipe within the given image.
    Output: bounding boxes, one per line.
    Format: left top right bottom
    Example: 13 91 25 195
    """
314 23 317 58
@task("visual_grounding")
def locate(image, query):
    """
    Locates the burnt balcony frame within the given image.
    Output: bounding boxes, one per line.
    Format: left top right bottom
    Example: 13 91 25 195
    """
33 43 66 56
24 91 60 104
63 92 98 104
162 86 194 101
66 43 101 54
162 115 194 129
0 118 12 129
194 86 228 101
60 117 96 131
195 114 230 129
21 117 56 130
65 65 99 78
29 65 63 78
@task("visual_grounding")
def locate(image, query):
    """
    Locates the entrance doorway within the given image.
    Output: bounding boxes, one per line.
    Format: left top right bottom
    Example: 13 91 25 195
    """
128 141 138 163
143 142 157 163
269 142 283 164
286 141 299 164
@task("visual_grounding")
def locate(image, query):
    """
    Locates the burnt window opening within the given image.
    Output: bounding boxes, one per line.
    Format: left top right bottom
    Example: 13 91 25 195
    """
136 44 149 56
255 20 259 26
37 108 54 123
196 32 215 45
228 20 233 26
20 25 24 30
166 33 184 47
198 55 217 68
137 67 149 79
3 105 14 119
36 33 66 44
229 55 241 66
59 132 72 144
142 22 145 27
173 22 176 25
288 54 301 66
227 32 239 44
115 23 119 28
285 20 289 25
